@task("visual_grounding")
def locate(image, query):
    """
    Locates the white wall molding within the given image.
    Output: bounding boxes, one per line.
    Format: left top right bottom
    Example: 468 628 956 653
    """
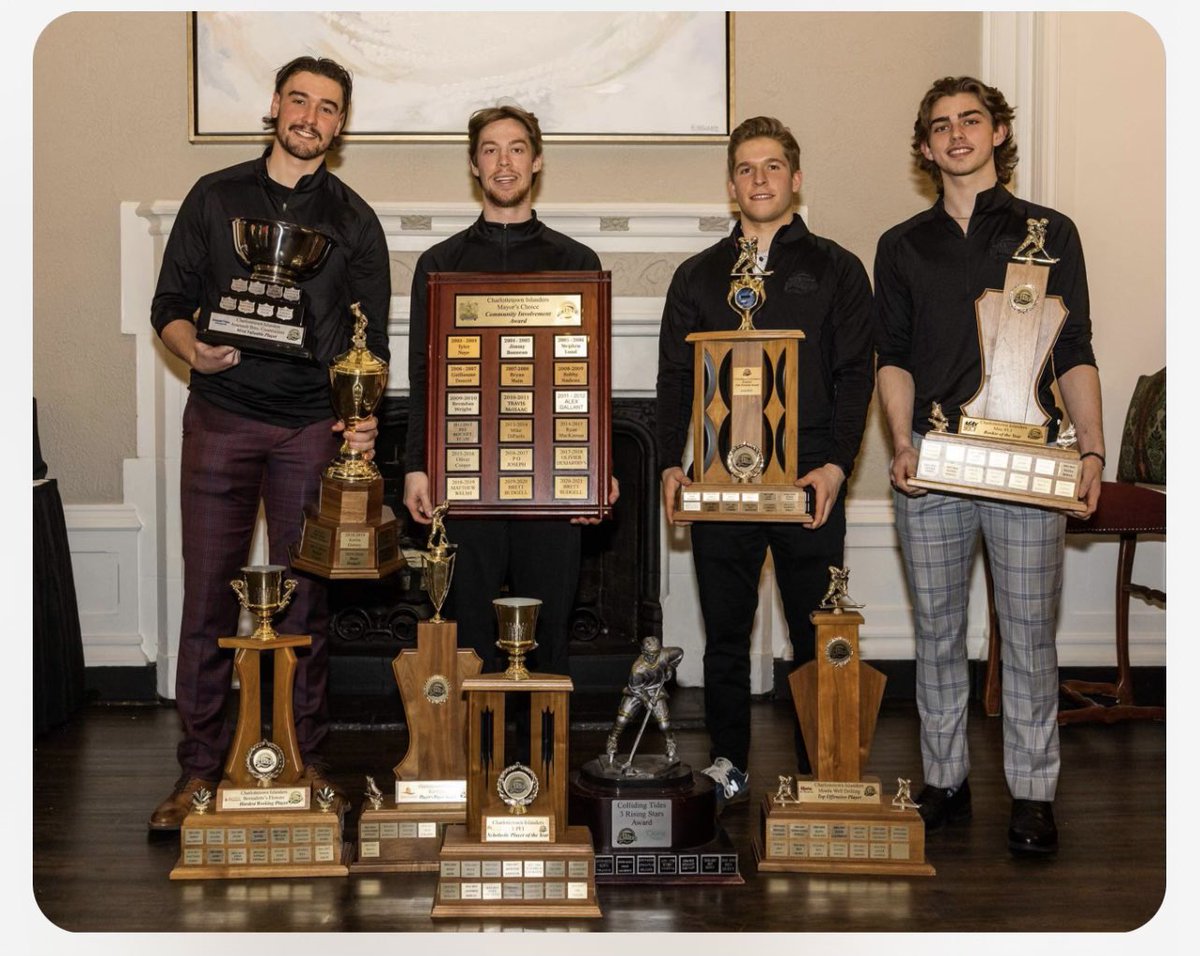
70 198 1163 699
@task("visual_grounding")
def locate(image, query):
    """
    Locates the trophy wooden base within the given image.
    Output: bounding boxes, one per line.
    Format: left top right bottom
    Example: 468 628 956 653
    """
291 475 404 579
431 824 602 919
911 431 1087 514
568 762 741 884
677 482 814 523
754 792 935 877
350 800 464 873
169 806 350 879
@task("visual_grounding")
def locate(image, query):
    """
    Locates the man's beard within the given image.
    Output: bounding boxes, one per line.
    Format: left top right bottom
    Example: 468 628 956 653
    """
483 180 531 209
278 125 329 162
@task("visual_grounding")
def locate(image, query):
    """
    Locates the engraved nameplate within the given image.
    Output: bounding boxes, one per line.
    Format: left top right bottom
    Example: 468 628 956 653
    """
446 364 480 387
446 477 481 501
500 363 535 386
446 335 481 359
555 390 588 414
395 779 467 803
484 815 552 842
499 419 533 443
554 476 588 499
554 446 589 470
554 362 588 386
456 294 583 327
555 418 588 441
499 477 533 499
446 420 480 445
499 448 534 471
500 391 535 415
218 786 310 811
611 799 672 848
554 335 588 358
792 779 882 803
500 335 534 358
446 448 481 472
446 392 481 416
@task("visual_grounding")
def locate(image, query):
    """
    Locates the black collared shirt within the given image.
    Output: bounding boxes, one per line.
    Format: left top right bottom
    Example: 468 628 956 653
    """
403 213 601 472
151 150 391 426
655 214 875 478
873 183 1096 437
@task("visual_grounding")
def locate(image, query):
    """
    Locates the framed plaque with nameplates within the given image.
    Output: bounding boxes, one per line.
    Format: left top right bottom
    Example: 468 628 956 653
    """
424 272 612 519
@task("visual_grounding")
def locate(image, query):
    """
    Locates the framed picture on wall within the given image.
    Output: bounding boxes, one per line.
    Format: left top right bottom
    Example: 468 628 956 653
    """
188 11 733 142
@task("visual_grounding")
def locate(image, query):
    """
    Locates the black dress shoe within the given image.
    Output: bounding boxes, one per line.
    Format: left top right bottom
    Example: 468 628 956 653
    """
1008 799 1058 856
915 780 972 831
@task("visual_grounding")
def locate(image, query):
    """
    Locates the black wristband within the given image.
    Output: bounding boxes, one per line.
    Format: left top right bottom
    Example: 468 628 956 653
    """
1079 451 1106 467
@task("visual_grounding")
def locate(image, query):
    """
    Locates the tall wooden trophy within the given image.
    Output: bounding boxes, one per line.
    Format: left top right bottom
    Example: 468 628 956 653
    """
352 504 482 872
292 303 405 578
569 638 742 884
432 598 601 919
754 568 935 877
677 237 812 521
910 218 1087 512
170 566 350 879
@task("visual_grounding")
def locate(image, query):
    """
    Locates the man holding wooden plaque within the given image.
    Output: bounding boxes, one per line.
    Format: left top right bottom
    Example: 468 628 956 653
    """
874 76 1104 856
403 103 617 676
656 116 874 808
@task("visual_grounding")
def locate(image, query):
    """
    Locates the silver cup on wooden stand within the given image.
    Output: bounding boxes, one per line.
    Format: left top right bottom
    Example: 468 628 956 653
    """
197 218 332 362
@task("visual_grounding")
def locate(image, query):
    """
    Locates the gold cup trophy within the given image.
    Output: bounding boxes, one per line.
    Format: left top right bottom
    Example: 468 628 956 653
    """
352 505 482 873
432 596 601 918
677 236 813 521
910 218 1087 512
170 566 350 879
754 568 934 877
292 303 405 578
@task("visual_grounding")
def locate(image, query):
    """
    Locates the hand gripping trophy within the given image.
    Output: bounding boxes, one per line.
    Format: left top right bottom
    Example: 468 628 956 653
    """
605 637 685 772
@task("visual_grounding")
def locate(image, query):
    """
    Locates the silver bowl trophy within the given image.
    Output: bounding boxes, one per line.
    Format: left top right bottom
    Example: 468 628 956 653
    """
196 217 332 362
569 638 742 884
753 567 934 877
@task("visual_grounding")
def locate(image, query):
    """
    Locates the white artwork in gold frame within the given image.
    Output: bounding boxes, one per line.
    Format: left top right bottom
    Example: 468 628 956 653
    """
189 11 732 142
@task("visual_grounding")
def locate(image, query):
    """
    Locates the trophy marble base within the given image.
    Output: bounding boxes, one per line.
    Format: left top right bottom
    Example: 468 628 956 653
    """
169 806 350 880
291 476 404 579
431 823 602 919
350 800 464 873
677 482 814 523
754 791 934 877
911 431 1087 514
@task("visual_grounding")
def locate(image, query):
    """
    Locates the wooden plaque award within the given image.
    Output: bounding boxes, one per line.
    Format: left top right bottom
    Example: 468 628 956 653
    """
431 598 601 919
910 219 1087 513
424 271 612 519
292 304 405 578
677 238 813 522
352 505 482 873
170 567 350 880
754 569 934 877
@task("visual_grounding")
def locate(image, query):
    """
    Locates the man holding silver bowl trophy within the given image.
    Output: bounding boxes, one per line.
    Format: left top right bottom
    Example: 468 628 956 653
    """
147 54 391 830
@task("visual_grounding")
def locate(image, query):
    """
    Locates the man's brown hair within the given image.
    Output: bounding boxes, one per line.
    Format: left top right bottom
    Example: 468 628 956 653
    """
727 116 801 179
912 76 1017 189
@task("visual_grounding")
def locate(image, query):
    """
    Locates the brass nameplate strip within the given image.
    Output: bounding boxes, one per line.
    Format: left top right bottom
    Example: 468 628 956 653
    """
456 294 583 328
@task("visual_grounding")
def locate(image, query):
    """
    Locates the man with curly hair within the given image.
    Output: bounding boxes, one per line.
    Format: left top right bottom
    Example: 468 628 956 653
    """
874 76 1104 856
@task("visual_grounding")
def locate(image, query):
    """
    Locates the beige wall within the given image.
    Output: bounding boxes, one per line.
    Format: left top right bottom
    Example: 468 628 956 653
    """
34 12 1164 508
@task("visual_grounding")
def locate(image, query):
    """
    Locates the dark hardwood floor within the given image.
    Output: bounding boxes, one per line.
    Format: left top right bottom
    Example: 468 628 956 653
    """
30 689 1168 948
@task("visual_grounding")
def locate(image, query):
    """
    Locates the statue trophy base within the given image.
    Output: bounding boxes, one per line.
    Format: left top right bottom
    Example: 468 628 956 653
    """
430 671 600 919
351 619 482 873
569 757 742 884
170 634 350 879
291 474 405 579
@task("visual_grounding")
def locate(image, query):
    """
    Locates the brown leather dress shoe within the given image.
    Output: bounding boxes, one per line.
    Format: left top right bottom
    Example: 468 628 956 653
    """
148 776 217 831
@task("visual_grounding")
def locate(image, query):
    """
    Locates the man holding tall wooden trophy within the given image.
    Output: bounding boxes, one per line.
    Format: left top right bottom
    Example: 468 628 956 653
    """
875 76 1104 857
656 115 874 808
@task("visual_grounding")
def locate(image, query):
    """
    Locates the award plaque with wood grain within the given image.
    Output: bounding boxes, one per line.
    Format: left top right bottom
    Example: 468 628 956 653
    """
424 272 612 520
910 218 1087 513
753 569 934 877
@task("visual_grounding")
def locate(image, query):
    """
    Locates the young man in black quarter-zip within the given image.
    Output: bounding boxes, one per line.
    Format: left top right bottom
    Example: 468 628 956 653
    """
403 104 618 678
656 116 874 810
874 76 1104 856
147 55 391 829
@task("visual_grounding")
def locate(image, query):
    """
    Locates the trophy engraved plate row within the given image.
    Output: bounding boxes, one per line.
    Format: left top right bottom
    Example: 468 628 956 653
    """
753 570 934 877
678 238 813 522
425 272 612 519
431 598 601 918
197 218 332 362
910 219 1086 513
292 304 405 579
171 567 350 879
568 638 741 884
351 506 482 873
